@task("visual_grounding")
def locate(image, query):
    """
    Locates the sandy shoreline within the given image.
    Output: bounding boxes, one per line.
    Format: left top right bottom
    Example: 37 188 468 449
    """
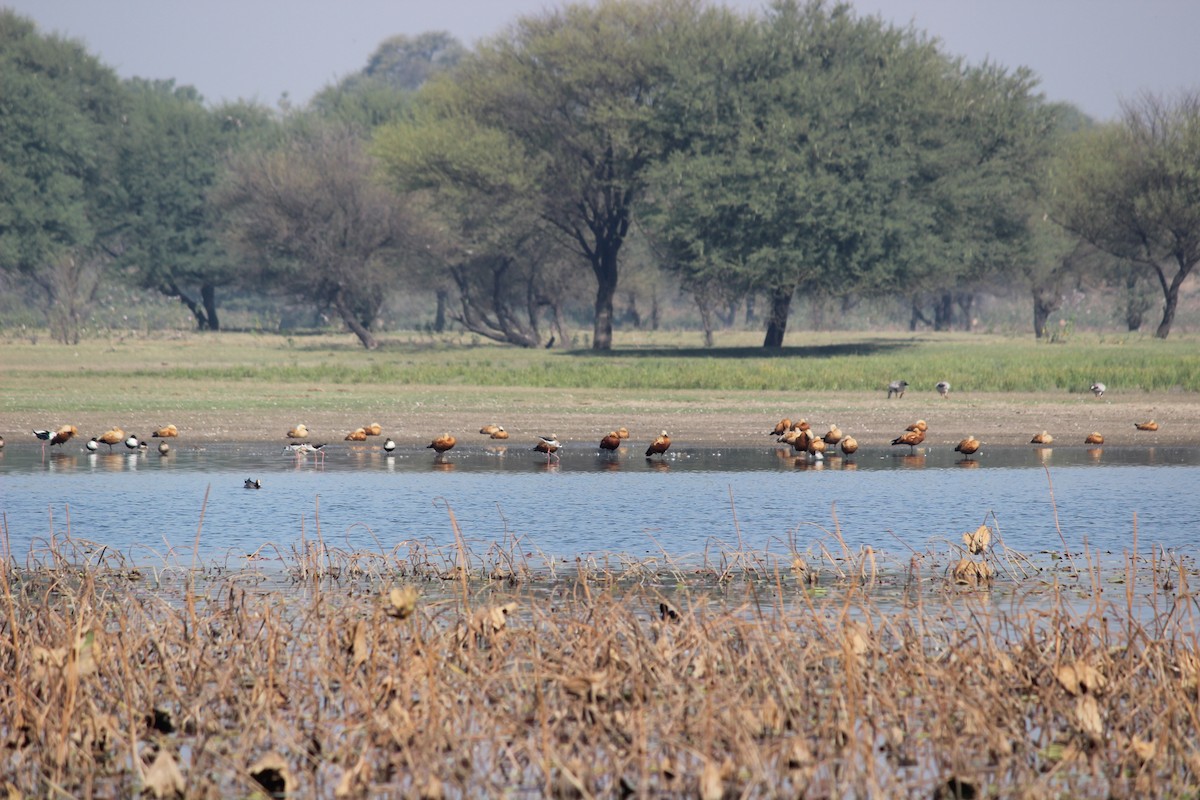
5 390 1196 451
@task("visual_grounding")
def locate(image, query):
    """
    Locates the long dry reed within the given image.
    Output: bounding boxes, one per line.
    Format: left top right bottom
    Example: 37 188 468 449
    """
2 524 1198 799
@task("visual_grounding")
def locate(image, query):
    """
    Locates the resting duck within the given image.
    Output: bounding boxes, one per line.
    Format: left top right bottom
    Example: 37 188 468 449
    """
645 430 671 458
954 436 981 458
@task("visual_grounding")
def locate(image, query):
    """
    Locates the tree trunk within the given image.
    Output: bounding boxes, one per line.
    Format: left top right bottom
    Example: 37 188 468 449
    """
933 292 953 331
762 285 794 348
591 245 619 351
334 290 379 349
1031 288 1060 339
434 288 448 332
1153 257 1195 339
956 292 974 332
744 295 756 326
909 298 932 331
201 284 219 331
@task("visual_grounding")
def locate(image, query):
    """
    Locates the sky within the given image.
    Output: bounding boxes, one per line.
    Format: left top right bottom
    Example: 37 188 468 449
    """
3 0 1197 121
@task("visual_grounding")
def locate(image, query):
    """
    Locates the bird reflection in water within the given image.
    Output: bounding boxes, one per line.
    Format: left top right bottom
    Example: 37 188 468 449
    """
899 454 926 469
430 459 456 472
955 458 980 469
646 459 670 472
1087 448 1103 462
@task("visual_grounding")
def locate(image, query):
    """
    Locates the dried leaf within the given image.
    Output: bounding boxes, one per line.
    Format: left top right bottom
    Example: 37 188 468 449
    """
385 586 419 619
143 749 185 798
963 524 992 555
1130 735 1156 763
1074 694 1103 743
334 756 370 798
699 759 725 800
348 619 368 668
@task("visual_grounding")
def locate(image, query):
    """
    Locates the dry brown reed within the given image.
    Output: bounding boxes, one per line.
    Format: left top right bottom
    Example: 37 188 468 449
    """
2 530 1199 798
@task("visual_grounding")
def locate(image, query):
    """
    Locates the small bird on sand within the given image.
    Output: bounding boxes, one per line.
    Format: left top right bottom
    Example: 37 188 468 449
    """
954 436 981 458
1090 382 1106 397
1135 420 1159 431
287 424 309 439
1084 432 1104 445
936 381 951 399
887 380 909 399
479 424 500 435
151 424 178 438
490 426 510 440
345 427 368 441
1030 431 1053 445
244 478 261 489
645 430 671 458
363 423 382 436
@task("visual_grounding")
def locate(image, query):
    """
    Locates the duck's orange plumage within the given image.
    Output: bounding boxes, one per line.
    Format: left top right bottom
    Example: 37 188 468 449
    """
771 418 792 436
364 423 382 436
151 424 178 438
49 424 78 447
345 427 368 441
1030 431 1053 445
97 427 125 446
954 436 981 457
822 424 843 445
599 431 621 451
891 427 926 453
427 433 456 453
1135 420 1159 431
479 424 500 435
490 426 509 440
839 435 859 455
1084 432 1104 445
645 430 671 458
616 427 630 439
905 419 928 433
287 424 309 439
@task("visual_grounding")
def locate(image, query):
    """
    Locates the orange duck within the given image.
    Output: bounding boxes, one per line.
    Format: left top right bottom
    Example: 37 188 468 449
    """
151 424 178 438
427 433 456 453
770 418 792 436
490 426 510 440
345 427 368 441
891 427 926 455
645 430 671 458
1030 431 1053 445
1084 432 1104 445
96 427 126 452
839 435 859 456
287 424 309 439
954 436 981 458
1135 420 1159 431
599 431 621 451
363 423 383 436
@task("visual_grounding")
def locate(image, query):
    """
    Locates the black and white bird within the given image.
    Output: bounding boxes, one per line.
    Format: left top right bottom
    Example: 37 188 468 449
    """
86 438 99 453
533 434 562 462
1090 382 1106 397
383 437 396 453
936 381 951 399
244 478 261 489
125 434 141 452
158 440 170 456
887 380 909 399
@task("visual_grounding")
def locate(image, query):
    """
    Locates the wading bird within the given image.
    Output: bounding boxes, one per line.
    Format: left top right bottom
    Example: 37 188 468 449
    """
427 433 456 454
534 434 561 462
158 440 171 455
839 435 859 456
96 427 126 452
645 430 671 459
822 424 843 445
887 380 908 399
383 437 396 453
599 431 621 452
954 436 981 459
891 426 926 455
1090 382 1106 397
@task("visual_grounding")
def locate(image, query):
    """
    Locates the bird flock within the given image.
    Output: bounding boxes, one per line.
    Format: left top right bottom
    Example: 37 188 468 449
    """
21 379 1164 475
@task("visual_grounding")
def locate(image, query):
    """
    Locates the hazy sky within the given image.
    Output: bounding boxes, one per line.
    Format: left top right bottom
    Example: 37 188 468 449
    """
4 0 1196 121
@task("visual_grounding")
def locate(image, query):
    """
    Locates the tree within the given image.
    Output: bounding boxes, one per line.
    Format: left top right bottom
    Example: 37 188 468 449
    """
1053 90 1200 338
404 0 719 350
213 122 421 349
0 11 124 342
112 81 275 330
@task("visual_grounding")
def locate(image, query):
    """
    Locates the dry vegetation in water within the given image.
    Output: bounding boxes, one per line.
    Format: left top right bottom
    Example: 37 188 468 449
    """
3 529 1200 799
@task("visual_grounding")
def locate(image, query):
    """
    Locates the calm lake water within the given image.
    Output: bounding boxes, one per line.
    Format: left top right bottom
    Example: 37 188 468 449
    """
1 441 1196 568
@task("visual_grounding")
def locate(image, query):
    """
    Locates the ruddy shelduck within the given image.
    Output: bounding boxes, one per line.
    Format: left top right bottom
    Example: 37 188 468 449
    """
954 436 981 458
770 418 791 436
905 419 928 433
490 426 509 440
151 424 178 438
891 427 926 454
364 423 383 437
1135 420 1159 431
599 431 621 451
822 424 843 445
427 433 456 453
1030 431 1053 445
645 430 671 458
287 424 309 439
479 424 500 435
345 427 368 441
839 435 859 456
616 427 630 439
533 434 561 461
96 427 126 452
1084 432 1104 445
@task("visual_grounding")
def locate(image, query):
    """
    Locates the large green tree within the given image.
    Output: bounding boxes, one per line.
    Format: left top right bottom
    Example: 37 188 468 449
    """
0 11 124 342
385 0 722 350
1053 90 1200 338
112 80 275 330
213 122 421 349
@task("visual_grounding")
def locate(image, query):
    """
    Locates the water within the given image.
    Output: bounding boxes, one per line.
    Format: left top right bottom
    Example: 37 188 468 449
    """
1 442 1197 567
